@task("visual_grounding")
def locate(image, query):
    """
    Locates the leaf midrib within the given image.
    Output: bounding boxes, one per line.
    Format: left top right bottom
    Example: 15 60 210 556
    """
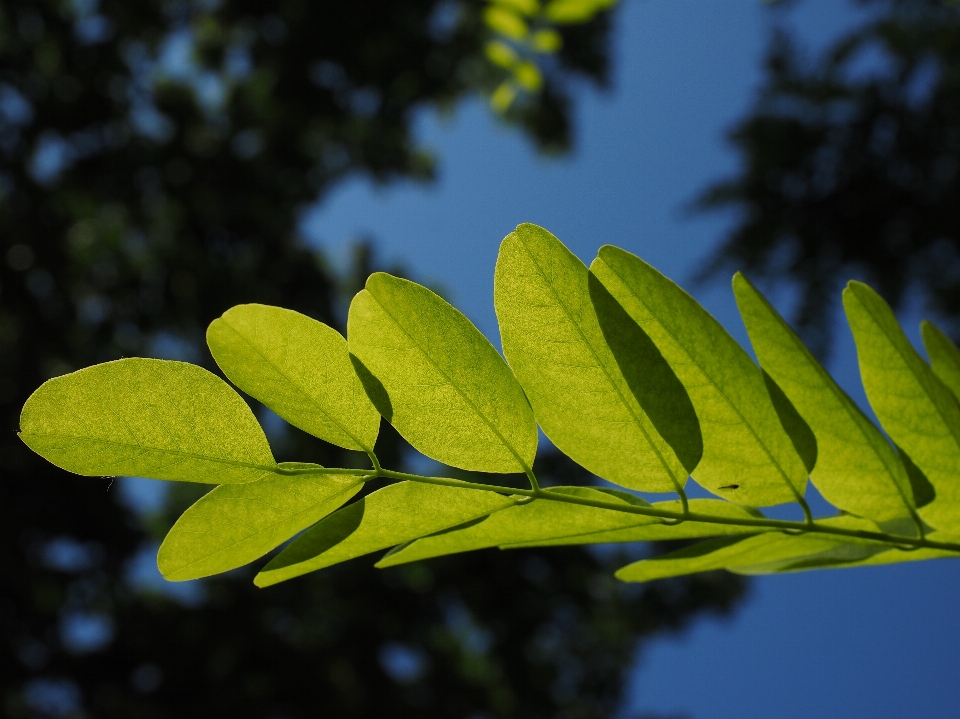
516 238 683 488
365 288 532 473
20 431 280 474
221 317 370 453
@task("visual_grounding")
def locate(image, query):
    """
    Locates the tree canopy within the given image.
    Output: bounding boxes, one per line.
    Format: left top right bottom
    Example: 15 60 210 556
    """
697 0 960 356
0 2 745 717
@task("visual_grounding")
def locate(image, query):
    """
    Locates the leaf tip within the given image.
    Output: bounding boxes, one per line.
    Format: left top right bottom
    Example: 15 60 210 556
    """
252 571 275 588
731 270 752 292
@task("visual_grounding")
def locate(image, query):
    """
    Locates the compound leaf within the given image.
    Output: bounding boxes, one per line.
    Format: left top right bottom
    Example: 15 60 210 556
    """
207 304 379 453
592 247 808 507
159 468 364 581
19 358 275 484
376 486 661 567
493 223 698 492
844 282 960 531
255 481 516 586
735 274 918 527
348 273 537 474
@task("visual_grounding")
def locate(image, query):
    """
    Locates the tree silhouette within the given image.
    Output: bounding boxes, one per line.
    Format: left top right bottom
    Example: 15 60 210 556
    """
697 0 960 356
1 2 744 716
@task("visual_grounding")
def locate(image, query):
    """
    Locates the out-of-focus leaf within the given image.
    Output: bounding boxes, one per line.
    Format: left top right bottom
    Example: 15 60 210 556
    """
844 281 960 531
592 247 808 507
544 0 615 24
531 29 562 52
375 486 659 567
735 275 918 527
491 81 519 112
491 0 541 17
494 224 697 492
255 482 516 586
485 40 520 69
348 273 537 474
19 358 275 484
207 304 379 453
513 61 543 91
159 468 364 581
484 6 528 39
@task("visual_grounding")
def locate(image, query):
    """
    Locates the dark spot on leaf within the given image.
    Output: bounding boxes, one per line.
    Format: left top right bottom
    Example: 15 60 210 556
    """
719 484 739 490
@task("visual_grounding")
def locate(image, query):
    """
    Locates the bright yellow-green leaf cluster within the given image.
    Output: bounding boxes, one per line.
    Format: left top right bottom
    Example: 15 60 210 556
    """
19 223 960 588
482 0 617 112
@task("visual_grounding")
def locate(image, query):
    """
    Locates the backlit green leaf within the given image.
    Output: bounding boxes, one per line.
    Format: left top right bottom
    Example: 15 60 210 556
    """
348 273 537 474
616 517 886 583
207 304 379 453
592 247 808 507
842 535 960 568
255 481 516 586
921 321 960 402
844 281 960 531
159 467 364 581
19 358 275 484
544 0 613 24
493 223 698 492
375 486 661 567
503 499 770 547
734 274 918 527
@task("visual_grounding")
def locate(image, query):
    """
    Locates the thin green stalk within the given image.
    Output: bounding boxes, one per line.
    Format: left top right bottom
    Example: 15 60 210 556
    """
525 468 541 492
278 463 960 554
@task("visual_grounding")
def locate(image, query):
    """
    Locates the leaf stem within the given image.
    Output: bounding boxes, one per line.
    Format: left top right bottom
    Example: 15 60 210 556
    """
274 464 960 555
661 481 689 525
525 468 541 492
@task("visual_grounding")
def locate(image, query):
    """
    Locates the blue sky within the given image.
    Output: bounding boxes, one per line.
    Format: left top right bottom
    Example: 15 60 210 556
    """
299 1 960 717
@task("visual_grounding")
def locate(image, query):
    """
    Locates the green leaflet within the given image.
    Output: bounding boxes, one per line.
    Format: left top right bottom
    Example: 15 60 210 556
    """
734 526 960 575
843 282 960 531
375 486 661 567
921 321 960 402
255 481 516 586
616 516 886 583
348 273 537 474
19 358 275 484
843 533 960 568
734 544 958 575
592 247 808 507
207 304 379 453
493 224 698 492
159 468 364 581
502 499 770 548
734 274 917 527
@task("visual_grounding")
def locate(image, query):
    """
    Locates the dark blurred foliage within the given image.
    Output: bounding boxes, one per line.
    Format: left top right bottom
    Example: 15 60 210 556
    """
697 0 960 357
1 1 746 717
